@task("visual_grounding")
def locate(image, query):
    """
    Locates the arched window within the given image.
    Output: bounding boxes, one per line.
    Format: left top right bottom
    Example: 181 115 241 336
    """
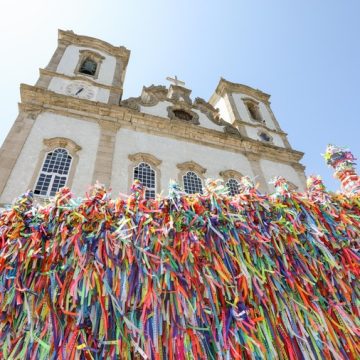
34 148 72 196
133 162 156 199
79 58 97 76
226 178 240 196
244 100 263 122
183 171 203 194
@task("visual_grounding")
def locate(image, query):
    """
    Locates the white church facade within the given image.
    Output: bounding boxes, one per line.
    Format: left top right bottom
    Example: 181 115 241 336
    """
0 30 306 205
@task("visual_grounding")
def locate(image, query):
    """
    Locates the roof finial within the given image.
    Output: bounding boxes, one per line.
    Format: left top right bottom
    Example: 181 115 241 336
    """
166 75 185 87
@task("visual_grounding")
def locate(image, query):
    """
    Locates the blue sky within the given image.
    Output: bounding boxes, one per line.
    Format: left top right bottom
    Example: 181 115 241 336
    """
1 0 359 191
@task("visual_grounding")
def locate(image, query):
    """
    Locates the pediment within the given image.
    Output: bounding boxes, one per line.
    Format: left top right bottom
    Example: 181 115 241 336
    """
120 85 241 137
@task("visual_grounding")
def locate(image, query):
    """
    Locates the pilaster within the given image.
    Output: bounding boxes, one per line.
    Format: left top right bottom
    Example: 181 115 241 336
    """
226 93 247 137
246 152 268 192
108 58 124 105
0 105 40 196
35 40 69 89
292 163 307 189
91 120 120 186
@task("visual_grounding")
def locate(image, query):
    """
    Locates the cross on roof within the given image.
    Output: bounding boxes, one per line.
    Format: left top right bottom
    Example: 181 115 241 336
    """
166 75 185 87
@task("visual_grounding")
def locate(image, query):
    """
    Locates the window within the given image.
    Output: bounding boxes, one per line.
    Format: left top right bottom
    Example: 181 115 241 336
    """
226 178 240 196
183 171 203 194
34 148 72 196
133 162 156 199
79 58 97 76
244 100 263 122
259 132 271 142
167 106 200 125
173 109 193 121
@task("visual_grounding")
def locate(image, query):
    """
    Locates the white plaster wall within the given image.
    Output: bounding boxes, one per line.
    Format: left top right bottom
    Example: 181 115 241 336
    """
194 110 223 131
111 128 255 195
260 159 305 192
48 77 110 103
56 45 116 86
213 96 232 123
232 93 277 130
140 101 171 118
244 126 285 147
0 113 100 203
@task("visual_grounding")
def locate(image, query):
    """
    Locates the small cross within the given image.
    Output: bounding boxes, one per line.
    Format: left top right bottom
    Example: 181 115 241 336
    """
166 75 185 87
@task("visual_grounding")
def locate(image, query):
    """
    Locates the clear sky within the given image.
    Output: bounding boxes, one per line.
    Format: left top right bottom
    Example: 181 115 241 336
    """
1 0 359 191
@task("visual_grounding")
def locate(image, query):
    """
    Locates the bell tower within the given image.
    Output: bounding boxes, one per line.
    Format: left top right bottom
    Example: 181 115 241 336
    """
35 30 130 105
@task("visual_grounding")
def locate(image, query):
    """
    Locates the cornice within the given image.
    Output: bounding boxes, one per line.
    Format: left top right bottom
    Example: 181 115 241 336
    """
58 30 131 66
211 78 271 104
39 69 118 91
20 84 304 166
233 119 287 137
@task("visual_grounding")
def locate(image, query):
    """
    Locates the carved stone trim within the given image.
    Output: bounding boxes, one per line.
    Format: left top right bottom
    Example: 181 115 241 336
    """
167 85 192 104
194 97 226 126
233 118 287 136
128 153 162 167
19 85 306 167
219 169 243 181
39 69 121 91
176 161 206 189
43 137 82 153
98 119 121 131
224 125 241 136
177 161 206 175
213 77 271 104
120 97 141 111
167 106 200 125
58 30 130 66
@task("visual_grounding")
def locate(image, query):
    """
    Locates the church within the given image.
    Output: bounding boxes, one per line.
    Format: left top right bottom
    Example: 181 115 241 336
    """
0 30 306 206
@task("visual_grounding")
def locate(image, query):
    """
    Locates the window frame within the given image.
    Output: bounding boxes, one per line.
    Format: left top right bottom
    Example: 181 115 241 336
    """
257 129 273 143
243 98 264 123
128 153 162 198
219 170 243 196
75 49 105 80
133 162 157 199
34 148 72 197
177 161 206 194
30 137 81 198
182 171 204 194
167 106 200 125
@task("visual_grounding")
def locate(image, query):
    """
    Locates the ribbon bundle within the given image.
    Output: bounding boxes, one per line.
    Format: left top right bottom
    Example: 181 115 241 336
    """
0 176 359 359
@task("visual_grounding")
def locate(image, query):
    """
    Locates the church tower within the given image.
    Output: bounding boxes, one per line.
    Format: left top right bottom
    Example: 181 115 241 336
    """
36 29 130 104
0 30 306 207
0 30 130 204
